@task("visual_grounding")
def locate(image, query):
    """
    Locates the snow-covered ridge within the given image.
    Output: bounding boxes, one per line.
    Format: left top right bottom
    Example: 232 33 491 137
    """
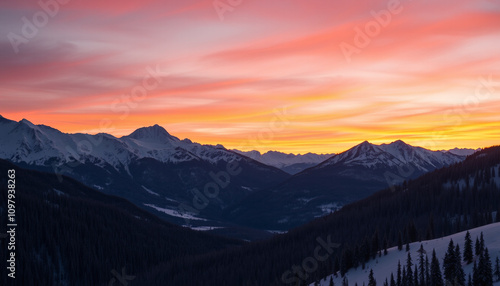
317 140 466 172
234 149 334 169
444 147 481 157
0 116 243 168
0 115 473 174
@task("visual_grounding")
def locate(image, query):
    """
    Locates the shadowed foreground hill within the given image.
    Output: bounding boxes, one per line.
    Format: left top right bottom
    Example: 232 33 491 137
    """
0 159 243 286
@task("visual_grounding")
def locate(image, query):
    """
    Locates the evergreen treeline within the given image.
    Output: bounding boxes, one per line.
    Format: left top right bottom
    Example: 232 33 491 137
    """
138 146 500 285
370 231 498 286
0 160 242 286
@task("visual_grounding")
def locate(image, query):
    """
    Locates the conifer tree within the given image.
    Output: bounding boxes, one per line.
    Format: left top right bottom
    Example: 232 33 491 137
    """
454 245 466 286
475 237 482 256
494 257 500 282
330 276 334 286
397 261 402 286
472 261 479 286
430 249 443 286
402 268 407 286
480 233 485 254
390 273 396 286
413 265 418 286
463 231 473 264
478 247 493 286
425 255 430 286
443 239 456 284
406 253 414 286
418 244 425 286
473 243 493 285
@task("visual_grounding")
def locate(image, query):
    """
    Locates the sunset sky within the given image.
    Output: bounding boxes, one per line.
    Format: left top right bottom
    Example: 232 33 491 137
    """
1 0 499 154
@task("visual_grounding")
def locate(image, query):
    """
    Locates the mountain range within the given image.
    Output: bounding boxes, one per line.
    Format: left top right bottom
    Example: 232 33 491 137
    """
0 114 497 286
233 150 335 174
224 140 471 229
0 115 479 235
0 115 290 238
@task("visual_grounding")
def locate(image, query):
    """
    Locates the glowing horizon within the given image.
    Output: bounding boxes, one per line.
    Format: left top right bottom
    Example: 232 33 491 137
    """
0 114 490 155
1 0 499 154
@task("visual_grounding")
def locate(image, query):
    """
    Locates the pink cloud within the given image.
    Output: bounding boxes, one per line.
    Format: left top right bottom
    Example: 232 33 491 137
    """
0 0 499 152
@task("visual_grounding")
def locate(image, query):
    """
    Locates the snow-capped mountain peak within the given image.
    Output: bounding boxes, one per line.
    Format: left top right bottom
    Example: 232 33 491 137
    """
125 124 177 143
379 140 419 163
384 139 411 150
353 140 378 153
320 140 464 172
322 141 398 168
19 118 37 128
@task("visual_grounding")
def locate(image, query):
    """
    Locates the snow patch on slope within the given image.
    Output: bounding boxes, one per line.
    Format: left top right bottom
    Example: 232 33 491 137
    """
143 204 207 221
142 186 160 196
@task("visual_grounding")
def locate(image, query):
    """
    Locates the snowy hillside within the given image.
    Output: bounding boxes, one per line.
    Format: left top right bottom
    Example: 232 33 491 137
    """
312 223 500 285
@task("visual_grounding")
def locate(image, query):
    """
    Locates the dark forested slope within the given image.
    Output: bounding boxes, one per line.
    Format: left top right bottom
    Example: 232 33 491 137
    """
0 159 242 286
